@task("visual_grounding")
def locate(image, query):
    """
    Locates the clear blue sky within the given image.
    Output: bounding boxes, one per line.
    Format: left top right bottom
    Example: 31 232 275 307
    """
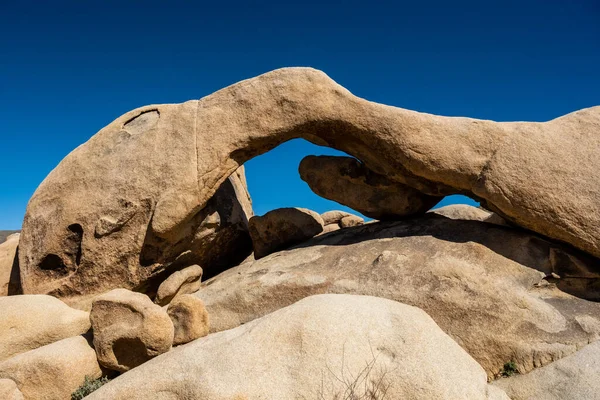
1 1 599 229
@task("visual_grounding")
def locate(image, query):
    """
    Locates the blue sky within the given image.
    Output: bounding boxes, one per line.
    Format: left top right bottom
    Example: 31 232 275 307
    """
1 1 599 228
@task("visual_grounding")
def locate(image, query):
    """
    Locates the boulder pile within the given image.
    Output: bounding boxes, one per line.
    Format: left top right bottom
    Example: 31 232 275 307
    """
1 68 599 399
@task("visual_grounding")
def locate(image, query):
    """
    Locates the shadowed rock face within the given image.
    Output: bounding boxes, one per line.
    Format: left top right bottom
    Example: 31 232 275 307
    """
299 155 442 219
19 67 600 301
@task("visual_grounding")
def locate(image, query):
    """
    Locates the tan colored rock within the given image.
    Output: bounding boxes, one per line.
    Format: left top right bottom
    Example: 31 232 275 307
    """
339 214 364 227
19 165 252 307
0 295 91 361
0 231 19 244
431 204 508 226
167 294 209 345
87 294 507 400
320 210 353 225
300 155 441 219
493 341 600 400
248 207 324 259
319 223 341 235
0 233 20 296
0 379 23 400
0 336 102 400
19 67 600 298
90 289 174 372
155 264 203 306
195 217 600 378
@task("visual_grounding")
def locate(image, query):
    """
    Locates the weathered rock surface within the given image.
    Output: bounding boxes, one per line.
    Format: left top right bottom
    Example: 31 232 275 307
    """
19 68 600 299
19 164 252 306
300 155 442 219
0 336 102 400
195 216 600 378
431 204 508 226
0 231 19 245
339 214 364 227
167 294 210 345
155 264 203 306
320 210 354 225
0 379 23 400
0 233 20 296
90 289 174 372
87 294 507 400
319 223 341 235
248 207 324 258
493 341 600 400
0 295 91 361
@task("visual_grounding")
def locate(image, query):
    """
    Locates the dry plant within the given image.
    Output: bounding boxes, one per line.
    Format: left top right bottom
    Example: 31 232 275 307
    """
315 345 395 400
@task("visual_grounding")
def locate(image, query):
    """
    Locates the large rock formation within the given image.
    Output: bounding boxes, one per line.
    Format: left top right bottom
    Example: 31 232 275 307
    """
194 212 600 377
248 207 324 258
87 294 508 400
19 68 600 304
90 289 174 372
493 341 600 400
19 165 252 306
0 295 91 361
0 335 102 400
300 155 441 219
0 233 20 296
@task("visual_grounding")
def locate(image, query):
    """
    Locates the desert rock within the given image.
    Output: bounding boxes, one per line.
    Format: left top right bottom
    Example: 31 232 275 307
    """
19 166 252 306
300 155 441 219
87 294 507 400
248 207 324 258
493 341 600 400
339 214 364 227
0 295 91 361
90 289 174 372
0 231 19 244
319 223 341 235
320 210 354 225
0 336 102 400
0 379 23 400
154 264 203 306
167 294 210 345
431 204 507 226
195 216 600 377
0 233 20 296
19 68 600 298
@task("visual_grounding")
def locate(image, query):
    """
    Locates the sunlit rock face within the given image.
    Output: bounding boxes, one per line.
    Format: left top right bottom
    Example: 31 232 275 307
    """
18 67 600 306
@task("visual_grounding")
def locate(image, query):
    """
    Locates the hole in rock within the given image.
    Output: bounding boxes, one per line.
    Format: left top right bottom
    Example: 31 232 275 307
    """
244 139 364 218
431 194 479 210
140 139 484 284
67 223 84 266
244 139 480 220
112 337 152 370
39 254 67 272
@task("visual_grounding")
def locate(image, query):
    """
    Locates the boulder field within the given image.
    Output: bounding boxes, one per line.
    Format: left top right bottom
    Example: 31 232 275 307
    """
195 213 600 378
1 68 599 399
85 295 509 400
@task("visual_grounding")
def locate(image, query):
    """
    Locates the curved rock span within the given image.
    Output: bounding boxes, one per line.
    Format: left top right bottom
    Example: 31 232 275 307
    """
19 67 600 300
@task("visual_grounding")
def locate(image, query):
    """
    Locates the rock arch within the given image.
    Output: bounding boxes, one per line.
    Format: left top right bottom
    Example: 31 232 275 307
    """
19 67 600 303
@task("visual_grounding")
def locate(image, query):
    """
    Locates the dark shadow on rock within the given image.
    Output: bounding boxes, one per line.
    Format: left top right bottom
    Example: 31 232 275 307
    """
290 214 600 302
136 176 252 297
8 246 22 295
